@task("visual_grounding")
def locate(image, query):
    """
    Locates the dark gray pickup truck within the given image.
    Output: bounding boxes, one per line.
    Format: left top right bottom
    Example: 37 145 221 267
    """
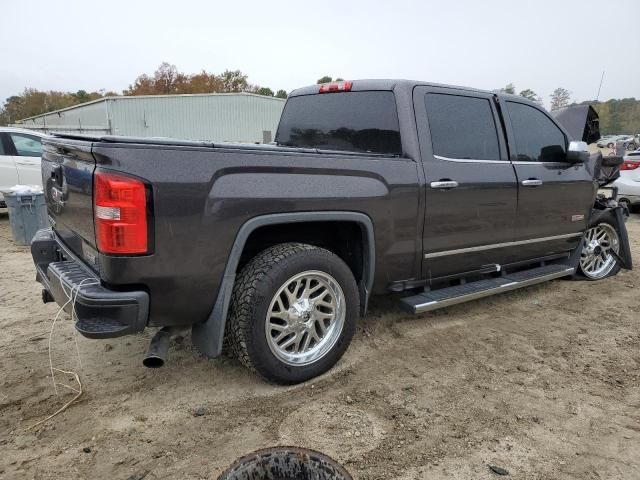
31 80 632 384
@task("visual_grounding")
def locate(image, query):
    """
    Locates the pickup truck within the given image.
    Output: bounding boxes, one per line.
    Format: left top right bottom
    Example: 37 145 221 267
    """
31 80 632 384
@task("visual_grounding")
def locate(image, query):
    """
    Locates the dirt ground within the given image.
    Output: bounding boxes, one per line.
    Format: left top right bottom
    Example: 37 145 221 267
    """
1 212 639 480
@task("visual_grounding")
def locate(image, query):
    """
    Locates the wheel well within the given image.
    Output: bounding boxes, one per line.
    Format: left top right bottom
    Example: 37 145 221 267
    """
238 221 365 284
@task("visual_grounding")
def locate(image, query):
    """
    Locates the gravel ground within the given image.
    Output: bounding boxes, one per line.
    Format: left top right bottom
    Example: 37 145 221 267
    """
1 211 639 480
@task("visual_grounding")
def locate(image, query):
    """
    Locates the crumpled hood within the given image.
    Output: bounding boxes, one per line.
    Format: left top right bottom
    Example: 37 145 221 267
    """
552 104 600 144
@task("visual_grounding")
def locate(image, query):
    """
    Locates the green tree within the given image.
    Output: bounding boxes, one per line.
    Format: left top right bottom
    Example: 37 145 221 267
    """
519 88 541 103
502 83 515 94
550 87 571 111
255 87 274 96
317 76 333 84
275 89 288 99
219 69 250 93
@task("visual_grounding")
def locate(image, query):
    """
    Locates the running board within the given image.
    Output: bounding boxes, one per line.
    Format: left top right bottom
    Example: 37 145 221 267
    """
399 264 575 314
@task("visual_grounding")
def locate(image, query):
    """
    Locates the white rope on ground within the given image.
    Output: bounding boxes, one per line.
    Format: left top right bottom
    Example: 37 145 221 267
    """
41 275 98 425
26 368 83 431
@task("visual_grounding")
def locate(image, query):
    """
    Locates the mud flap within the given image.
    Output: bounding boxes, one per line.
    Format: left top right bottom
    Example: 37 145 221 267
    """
611 207 633 270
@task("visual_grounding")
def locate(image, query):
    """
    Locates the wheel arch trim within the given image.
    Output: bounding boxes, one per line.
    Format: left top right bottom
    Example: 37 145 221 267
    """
192 211 375 358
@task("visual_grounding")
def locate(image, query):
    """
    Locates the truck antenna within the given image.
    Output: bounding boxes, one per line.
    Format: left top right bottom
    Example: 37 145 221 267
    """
595 71 605 102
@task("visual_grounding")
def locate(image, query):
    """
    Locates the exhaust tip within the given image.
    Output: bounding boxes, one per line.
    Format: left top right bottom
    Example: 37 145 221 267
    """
142 355 165 368
143 327 172 369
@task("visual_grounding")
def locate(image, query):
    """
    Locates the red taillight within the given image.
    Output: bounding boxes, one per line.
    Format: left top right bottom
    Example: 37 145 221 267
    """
318 81 352 93
621 160 640 171
94 170 148 254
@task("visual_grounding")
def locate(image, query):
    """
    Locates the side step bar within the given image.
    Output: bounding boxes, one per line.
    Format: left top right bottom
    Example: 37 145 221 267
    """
399 264 575 314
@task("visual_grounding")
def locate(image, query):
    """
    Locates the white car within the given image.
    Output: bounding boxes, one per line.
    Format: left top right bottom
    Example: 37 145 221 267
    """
0 127 48 207
614 150 640 212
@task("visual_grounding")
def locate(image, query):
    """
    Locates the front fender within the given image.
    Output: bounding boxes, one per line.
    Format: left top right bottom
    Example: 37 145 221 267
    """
589 206 633 270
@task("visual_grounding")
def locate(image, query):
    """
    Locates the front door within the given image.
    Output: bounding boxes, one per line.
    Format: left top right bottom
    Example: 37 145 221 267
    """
0 133 19 193
501 99 594 258
8 132 43 186
413 86 518 280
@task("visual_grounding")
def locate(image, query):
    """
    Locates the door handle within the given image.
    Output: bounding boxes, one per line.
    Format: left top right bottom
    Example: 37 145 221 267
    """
521 179 543 187
430 180 459 189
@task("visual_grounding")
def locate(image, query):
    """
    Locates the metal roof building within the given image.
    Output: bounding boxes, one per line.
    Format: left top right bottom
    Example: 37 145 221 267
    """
15 93 286 143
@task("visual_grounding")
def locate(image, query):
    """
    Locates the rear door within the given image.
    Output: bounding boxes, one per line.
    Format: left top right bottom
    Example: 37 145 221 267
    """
0 133 19 193
413 86 518 280
502 99 593 256
7 132 43 186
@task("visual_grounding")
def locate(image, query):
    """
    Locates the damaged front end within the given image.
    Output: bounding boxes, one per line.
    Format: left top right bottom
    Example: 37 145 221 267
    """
554 105 633 273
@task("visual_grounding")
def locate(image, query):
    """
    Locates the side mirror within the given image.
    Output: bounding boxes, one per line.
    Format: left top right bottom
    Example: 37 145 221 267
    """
566 141 590 164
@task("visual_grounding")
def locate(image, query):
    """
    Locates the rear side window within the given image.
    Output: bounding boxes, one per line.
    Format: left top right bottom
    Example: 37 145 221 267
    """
276 91 402 155
506 102 566 162
9 133 42 157
425 93 501 160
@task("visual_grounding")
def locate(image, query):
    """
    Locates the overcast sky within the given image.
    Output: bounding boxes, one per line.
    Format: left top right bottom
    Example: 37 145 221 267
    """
2 0 638 108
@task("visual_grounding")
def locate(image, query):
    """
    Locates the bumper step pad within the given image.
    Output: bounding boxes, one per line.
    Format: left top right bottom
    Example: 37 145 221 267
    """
399 264 574 314
46 260 149 339
75 317 131 337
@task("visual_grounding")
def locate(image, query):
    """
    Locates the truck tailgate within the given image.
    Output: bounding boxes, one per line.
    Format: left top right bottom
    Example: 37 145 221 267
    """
41 137 96 260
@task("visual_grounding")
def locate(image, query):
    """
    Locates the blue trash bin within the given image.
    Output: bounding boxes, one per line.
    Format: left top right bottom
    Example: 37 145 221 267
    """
4 192 48 246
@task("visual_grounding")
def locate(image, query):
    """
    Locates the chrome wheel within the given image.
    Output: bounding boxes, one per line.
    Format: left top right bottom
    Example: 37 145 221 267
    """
265 270 345 366
580 223 619 279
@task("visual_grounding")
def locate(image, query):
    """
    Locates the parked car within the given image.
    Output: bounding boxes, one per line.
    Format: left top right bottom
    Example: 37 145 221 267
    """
612 166 640 213
619 150 640 174
623 136 638 151
617 135 637 150
597 135 618 148
615 150 640 212
30 80 632 384
0 127 47 207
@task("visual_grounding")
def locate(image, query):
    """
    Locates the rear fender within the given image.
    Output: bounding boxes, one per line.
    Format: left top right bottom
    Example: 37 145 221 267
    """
191 211 375 358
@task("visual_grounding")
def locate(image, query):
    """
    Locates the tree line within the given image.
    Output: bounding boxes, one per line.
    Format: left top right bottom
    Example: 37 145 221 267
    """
0 62 289 125
499 82 571 110
2 69 638 136
500 83 639 135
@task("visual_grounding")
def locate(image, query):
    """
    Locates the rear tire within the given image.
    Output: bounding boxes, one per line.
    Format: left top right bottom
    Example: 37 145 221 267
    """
578 214 621 280
227 243 359 384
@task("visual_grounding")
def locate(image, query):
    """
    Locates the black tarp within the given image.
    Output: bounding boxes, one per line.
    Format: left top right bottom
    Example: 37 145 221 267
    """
552 104 600 144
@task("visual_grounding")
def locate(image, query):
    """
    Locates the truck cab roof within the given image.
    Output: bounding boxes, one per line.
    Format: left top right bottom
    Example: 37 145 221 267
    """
289 79 513 100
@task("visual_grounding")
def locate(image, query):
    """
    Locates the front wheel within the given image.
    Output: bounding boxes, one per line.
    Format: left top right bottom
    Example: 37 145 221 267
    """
578 219 621 280
227 243 359 384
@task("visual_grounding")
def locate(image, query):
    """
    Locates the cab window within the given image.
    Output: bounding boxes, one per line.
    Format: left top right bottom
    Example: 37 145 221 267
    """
424 93 501 160
506 102 566 162
9 133 42 157
276 91 402 155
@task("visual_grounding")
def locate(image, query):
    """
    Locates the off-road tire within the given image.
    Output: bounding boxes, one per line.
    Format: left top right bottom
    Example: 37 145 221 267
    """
576 212 622 280
227 243 359 384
